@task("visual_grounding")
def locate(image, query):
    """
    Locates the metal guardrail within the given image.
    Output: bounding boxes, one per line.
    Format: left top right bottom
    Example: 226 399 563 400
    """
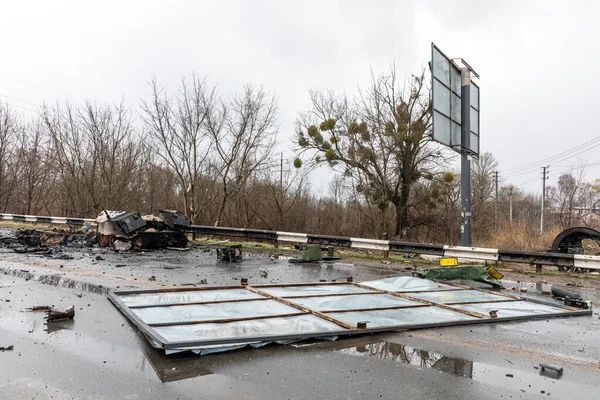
1 212 599 270
0 213 95 226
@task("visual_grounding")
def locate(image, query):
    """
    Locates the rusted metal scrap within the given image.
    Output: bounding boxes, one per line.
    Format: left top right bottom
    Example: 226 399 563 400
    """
45 305 75 322
28 305 52 311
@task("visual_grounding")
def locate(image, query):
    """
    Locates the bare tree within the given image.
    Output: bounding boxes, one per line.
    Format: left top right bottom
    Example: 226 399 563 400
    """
14 120 55 214
43 100 143 216
295 66 443 238
470 151 498 239
205 85 277 226
245 166 310 230
0 104 19 212
551 168 586 228
141 74 217 222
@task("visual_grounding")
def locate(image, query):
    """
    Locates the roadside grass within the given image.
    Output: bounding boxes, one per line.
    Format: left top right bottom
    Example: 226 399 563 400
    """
500 263 600 281
479 222 563 252
191 237 277 249
192 236 435 264
0 220 46 229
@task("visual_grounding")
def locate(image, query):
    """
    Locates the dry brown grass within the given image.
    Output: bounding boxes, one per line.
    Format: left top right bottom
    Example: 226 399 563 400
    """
0 220 41 229
478 221 563 252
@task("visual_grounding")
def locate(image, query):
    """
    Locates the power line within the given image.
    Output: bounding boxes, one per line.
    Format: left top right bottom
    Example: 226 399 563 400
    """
0 72 57 92
0 93 41 108
502 136 600 173
0 101 38 113
503 141 600 178
514 176 540 187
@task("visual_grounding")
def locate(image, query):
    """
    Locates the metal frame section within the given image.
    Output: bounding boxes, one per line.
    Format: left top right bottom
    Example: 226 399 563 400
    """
107 279 592 353
3 212 600 270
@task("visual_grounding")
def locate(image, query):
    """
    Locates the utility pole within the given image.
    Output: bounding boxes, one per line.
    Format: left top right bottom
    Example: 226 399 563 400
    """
493 171 499 233
509 193 513 226
279 152 283 190
541 166 549 233
460 67 472 247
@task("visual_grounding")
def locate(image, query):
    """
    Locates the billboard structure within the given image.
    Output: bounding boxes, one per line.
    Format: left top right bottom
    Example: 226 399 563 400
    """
431 44 480 156
431 43 480 247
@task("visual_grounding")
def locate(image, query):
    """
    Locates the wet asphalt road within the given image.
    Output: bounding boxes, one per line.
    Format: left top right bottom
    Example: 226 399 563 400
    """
0 242 599 400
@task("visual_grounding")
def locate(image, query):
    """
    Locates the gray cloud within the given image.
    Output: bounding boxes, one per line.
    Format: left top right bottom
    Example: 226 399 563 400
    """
0 0 599 193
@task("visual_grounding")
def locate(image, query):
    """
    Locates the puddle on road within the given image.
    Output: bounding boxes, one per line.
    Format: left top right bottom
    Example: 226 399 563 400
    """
0 305 215 384
337 341 476 378
334 340 596 398
1 267 108 294
142 346 214 383
44 319 74 334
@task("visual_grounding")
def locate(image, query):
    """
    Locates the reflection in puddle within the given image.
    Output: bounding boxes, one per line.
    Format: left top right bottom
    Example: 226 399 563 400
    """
45 319 75 334
338 341 473 378
142 346 214 383
334 341 597 398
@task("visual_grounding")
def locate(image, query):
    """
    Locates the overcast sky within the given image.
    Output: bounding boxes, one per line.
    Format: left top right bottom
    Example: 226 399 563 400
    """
1 0 599 196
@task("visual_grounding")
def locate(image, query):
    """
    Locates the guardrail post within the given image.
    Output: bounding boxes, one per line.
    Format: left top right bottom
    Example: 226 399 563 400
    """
382 232 389 259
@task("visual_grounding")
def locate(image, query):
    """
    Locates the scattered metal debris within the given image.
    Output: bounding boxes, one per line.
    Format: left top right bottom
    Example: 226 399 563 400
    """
216 245 243 262
551 286 590 309
539 363 563 374
155 209 192 230
45 305 75 322
289 244 341 263
28 305 52 311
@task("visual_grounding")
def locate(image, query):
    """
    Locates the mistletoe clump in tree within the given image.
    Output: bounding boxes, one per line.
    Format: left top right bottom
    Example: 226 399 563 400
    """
294 66 443 238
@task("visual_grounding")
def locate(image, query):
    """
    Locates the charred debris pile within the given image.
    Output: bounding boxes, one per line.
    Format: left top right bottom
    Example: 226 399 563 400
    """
1 210 191 253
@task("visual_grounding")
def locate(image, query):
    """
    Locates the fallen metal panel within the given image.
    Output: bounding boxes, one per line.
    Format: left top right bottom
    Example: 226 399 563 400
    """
407 289 510 304
132 299 301 325
258 284 377 298
360 277 460 292
153 314 343 343
108 277 592 355
289 294 421 311
451 301 575 317
326 306 477 327
120 288 265 307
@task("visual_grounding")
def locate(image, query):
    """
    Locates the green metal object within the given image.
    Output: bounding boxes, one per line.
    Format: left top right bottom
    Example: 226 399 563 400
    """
302 244 323 261
289 245 341 263
419 265 503 288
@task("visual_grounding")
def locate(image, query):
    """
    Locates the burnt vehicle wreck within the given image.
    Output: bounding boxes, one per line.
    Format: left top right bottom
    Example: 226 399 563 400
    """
2 209 192 252
96 210 189 250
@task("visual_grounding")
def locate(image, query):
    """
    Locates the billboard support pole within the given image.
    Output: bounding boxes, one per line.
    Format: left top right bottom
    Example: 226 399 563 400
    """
460 67 472 247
